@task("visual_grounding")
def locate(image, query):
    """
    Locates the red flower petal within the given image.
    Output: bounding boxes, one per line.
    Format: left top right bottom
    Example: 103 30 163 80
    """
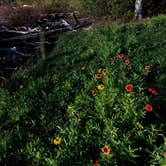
118 53 125 59
149 87 158 95
148 87 153 92
93 160 99 166
163 153 166 158
111 56 116 61
125 59 129 65
145 104 153 112
101 146 111 155
153 91 158 95
125 84 133 92
145 65 150 70
95 74 102 79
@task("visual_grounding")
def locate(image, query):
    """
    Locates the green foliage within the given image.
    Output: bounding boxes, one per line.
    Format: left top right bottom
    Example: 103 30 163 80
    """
80 0 166 20
81 0 135 20
1 0 166 20
106 0 135 20
143 0 166 17
0 15 166 165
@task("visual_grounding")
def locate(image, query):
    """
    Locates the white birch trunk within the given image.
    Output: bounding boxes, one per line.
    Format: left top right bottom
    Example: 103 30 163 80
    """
135 0 143 20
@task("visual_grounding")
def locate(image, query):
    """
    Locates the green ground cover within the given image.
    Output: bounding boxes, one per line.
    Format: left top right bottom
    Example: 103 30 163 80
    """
0 15 166 165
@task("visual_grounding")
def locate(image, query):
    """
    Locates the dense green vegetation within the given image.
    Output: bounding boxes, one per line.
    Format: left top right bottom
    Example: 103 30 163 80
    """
1 0 166 20
0 15 166 165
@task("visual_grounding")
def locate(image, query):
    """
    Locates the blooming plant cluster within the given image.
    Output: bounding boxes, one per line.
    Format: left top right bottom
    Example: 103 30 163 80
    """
0 15 166 166
75 53 160 165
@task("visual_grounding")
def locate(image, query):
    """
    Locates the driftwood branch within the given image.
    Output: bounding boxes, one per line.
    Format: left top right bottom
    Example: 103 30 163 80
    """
0 27 73 43
0 30 29 35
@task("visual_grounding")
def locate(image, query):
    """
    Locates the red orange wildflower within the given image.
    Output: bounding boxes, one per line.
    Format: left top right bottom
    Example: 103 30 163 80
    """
118 53 125 59
125 59 129 65
145 104 153 112
125 84 133 92
96 73 102 79
148 87 158 95
102 69 107 75
101 146 111 155
111 56 116 61
145 65 150 70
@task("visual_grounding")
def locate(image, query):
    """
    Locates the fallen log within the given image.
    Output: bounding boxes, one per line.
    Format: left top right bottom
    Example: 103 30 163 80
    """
0 30 30 35
0 48 31 58
0 27 73 43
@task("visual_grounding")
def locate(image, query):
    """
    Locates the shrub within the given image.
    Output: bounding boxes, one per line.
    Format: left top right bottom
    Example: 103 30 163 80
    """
143 0 166 17
106 0 135 20
0 5 43 27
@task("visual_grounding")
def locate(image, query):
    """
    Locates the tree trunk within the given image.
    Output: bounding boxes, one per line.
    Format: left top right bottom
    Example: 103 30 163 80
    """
135 0 143 20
